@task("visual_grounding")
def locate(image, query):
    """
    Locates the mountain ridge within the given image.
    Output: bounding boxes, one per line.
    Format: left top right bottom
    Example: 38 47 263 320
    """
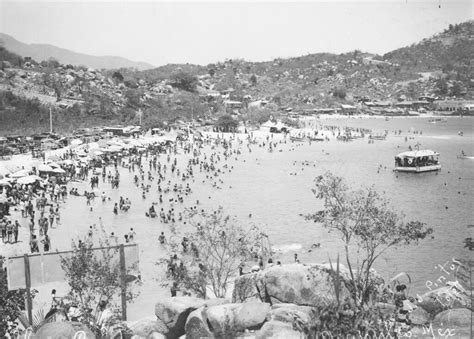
0 33 154 71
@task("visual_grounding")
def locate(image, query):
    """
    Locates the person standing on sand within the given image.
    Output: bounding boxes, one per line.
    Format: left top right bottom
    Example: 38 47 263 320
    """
13 220 20 243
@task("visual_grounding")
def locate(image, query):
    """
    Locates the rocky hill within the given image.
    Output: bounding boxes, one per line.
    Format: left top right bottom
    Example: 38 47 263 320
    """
0 33 154 71
0 21 472 134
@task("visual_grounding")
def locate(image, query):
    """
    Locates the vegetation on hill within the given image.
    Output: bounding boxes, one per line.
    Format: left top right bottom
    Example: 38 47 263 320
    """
0 21 472 134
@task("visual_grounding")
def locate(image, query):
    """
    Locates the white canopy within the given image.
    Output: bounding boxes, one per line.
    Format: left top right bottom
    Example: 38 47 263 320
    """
38 164 54 172
17 175 43 185
10 169 30 178
51 167 66 174
396 150 439 158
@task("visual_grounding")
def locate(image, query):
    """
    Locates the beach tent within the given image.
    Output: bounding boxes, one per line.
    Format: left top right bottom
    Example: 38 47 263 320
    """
47 154 61 162
88 142 100 150
17 175 43 185
38 164 54 172
0 179 11 187
0 164 11 178
51 168 66 174
70 139 83 147
46 162 61 169
10 169 30 178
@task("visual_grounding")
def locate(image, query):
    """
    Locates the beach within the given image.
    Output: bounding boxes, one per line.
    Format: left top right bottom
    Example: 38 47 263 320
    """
1 116 473 321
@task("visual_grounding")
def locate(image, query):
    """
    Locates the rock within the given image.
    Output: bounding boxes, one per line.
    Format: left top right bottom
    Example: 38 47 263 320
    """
155 296 206 338
417 285 470 316
232 272 261 303
433 308 472 327
234 301 271 331
375 302 396 317
205 303 240 337
204 298 231 307
409 307 430 325
185 307 214 339
32 321 95 339
258 264 351 306
232 263 377 308
256 320 304 339
267 304 319 333
128 317 168 337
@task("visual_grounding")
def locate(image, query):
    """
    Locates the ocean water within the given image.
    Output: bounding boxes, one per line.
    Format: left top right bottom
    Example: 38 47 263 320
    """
9 116 472 319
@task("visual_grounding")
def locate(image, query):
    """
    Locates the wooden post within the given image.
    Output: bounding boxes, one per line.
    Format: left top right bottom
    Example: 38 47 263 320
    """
119 244 127 321
23 254 33 326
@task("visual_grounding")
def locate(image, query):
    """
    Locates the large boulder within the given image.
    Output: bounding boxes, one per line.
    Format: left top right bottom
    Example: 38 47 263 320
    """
416 284 470 316
232 272 261 303
234 301 271 331
256 320 304 339
266 303 319 334
409 307 430 325
258 264 351 306
433 308 472 327
204 301 271 337
155 296 206 338
233 263 381 308
32 322 95 339
185 307 214 339
205 303 240 337
128 316 168 337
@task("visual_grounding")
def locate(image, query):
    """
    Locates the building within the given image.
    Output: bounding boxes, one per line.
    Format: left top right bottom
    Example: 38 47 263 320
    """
340 104 357 115
434 100 474 113
224 100 243 113
103 126 141 137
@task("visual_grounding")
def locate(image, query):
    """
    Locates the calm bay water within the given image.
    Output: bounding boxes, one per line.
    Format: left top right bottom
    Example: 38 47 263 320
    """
32 116 473 317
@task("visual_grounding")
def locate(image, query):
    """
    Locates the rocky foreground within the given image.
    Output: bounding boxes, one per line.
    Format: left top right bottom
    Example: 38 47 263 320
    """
33 263 472 338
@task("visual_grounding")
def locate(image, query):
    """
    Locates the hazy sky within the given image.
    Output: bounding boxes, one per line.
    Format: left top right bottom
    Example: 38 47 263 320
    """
0 0 472 66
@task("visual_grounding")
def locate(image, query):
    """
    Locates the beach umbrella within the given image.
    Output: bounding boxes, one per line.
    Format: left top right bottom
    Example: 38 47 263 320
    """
38 164 54 172
97 139 108 147
107 145 123 152
0 164 12 177
0 179 11 187
5 164 21 173
47 154 61 162
17 175 43 185
47 161 61 168
51 167 66 174
70 139 83 148
11 169 30 178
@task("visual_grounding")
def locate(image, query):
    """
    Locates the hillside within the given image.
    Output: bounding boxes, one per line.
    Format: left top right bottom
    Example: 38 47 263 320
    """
0 21 472 134
0 33 154 71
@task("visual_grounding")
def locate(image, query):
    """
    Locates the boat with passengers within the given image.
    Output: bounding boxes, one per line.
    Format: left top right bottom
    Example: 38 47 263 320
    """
394 149 441 173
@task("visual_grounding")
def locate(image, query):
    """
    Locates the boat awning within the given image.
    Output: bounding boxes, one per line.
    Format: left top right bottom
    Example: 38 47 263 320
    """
395 150 439 158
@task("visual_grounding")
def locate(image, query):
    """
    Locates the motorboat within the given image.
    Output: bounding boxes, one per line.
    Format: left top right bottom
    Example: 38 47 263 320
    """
394 150 441 173
429 118 448 123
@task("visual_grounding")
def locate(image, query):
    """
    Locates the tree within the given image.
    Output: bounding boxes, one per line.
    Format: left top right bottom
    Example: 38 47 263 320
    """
332 87 346 100
435 78 448 96
169 71 198 92
60 232 137 334
0 257 37 337
112 71 124 83
161 207 270 298
306 172 433 310
250 74 257 86
216 114 238 133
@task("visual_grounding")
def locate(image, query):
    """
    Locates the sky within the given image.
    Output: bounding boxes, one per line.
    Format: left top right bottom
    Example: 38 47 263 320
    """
0 0 472 67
